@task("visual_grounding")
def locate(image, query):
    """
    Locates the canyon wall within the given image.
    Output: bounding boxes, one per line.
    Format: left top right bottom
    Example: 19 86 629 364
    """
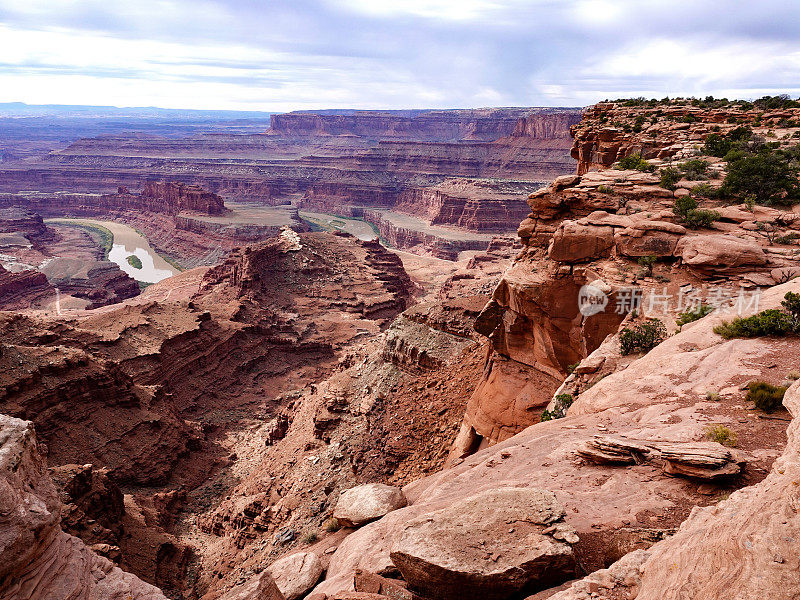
268 108 543 141
0 414 168 600
0 108 580 246
452 98 800 457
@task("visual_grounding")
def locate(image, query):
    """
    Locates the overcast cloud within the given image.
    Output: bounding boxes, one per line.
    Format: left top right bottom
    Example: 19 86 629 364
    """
0 0 798 110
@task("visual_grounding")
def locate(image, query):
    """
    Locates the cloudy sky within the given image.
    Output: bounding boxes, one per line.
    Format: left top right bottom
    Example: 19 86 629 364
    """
0 0 799 111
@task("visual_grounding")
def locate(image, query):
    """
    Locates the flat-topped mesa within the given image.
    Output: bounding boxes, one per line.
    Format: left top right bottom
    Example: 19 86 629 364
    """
106 181 225 215
0 206 52 243
267 108 579 141
140 181 225 215
509 111 581 139
0 264 54 310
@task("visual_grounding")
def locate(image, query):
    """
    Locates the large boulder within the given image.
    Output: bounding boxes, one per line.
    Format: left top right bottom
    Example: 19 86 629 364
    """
219 571 285 600
547 222 614 263
675 234 767 274
389 488 576 600
268 551 324 600
334 484 407 527
614 220 686 258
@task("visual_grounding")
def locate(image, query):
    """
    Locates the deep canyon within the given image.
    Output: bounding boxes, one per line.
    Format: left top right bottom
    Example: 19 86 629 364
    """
1 98 800 600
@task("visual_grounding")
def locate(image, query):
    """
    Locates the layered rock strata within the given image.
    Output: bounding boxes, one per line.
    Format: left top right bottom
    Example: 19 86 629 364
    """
0 414 168 600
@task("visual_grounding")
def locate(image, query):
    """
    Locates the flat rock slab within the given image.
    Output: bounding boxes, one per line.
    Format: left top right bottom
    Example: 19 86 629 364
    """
268 551 324 600
334 483 407 527
389 488 576 600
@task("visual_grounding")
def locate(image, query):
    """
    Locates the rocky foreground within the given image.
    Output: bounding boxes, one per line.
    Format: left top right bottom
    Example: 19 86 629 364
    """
2 98 800 600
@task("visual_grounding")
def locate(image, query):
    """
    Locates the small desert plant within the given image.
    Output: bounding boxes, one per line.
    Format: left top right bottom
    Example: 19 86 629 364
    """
672 193 719 228
541 394 574 421
596 184 614 193
677 304 714 326
746 381 788 413
683 208 720 229
660 166 681 193
678 158 709 180
619 319 668 355
673 194 698 216
301 531 318 544
618 153 656 172
782 291 800 325
637 255 657 277
705 391 721 401
786 370 800 381
566 362 580 374
776 232 800 245
689 183 719 199
323 517 341 532
706 424 737 447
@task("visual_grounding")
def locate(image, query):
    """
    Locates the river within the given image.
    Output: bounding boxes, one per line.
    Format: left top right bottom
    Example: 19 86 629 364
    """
51 219 179 284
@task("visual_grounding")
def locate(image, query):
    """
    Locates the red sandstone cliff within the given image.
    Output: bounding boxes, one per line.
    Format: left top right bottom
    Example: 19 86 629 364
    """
0 414 168 600
0 265 54 310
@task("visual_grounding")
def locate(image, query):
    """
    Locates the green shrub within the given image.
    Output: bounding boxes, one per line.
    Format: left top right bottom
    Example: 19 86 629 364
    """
619 319 668 355
678 159 709 180
637 255 657 276
618 153 656 172
673 194 698 216
683 208 721 229
703 133 733 158
659 167 681 192
672 194 719 228
596 185 614 193
703 126 754 157
541 393 574 421
714 309 796 338
781 291 800 323
632 115 646 133
677 304 714 326
689 183 719 199
746 381 788 413
722 149 800 206
705 391 721 401
706 424 737 447
754 94 800 110
776 232 800 245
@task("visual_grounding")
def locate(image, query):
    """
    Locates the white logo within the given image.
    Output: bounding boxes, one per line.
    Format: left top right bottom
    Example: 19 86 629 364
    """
578 284 608 317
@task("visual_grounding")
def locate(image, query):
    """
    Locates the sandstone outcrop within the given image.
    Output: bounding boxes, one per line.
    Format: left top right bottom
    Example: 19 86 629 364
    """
0 414 168 600
40 257 140 308
0 264 54 310
311 277 799 598
389 488 576 600
219 572 285 600
334 484 408 528
578 436 745 480
676 234 768 275
0 206 52 243
570 100 800 174
549 375 800 600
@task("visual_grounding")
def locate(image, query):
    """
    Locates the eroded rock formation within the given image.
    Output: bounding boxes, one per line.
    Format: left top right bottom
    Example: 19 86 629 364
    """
0 414 167 600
